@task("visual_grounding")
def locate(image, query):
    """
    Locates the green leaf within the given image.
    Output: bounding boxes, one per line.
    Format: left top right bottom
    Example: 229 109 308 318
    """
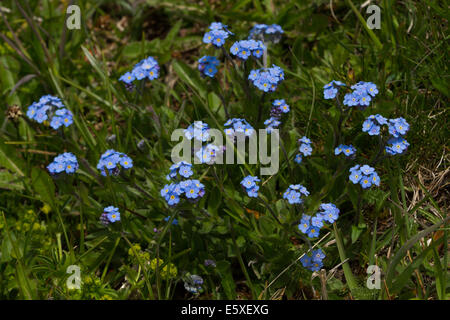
172 60 207 99
351 223 367 244
386 216 450 287
0 142 25 177
30 167 56 210
216 260 236 299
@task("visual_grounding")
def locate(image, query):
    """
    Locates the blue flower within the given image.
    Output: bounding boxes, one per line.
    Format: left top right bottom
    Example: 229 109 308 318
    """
47 152 78 175
230 40 266 60
362 114 389 136
388 117 409 137
349 165 379 189
312 249 326 262
249 65 284 92
203 23 232 48
307 226 320 238
97 150 133 176
343 81 378 108
100 206 121 225
301 249 327 271
198 56 220 78
370 172 381 186
385 137 410 155
318 203 340 224
294 154 302 164
264 117 281 133
271 99 290 115
324 87 338 99
179 165 194 178
166 187 181 206
343 93 359 106
164 216 179 225
119 72 135 84
167 161 193 181
297 136 313 158
184 121 210 141
298 215 311 233
119 56 159 85
300 255 313 269
335 144 356 157
311 215 324 228
26 95 73 130
248 24 283 43
284 184 309 205
360 177 372 189
224 118 254 137
323 80 345 99
241 176 260 197
195 144 221 164
349 170 362 184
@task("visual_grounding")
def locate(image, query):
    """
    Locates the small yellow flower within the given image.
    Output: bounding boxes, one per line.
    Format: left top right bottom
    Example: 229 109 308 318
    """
128 243 141 256
32 222 41 231
41 204 52 215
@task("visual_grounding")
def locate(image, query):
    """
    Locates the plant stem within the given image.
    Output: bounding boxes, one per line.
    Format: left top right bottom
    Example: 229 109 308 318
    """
230 220 256 299
333 223 358 296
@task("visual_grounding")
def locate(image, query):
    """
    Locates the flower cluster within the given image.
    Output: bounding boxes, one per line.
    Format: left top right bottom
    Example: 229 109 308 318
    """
271 99 290 115
385 117 410 155
166 161 194 180
203 22 232 48
349 164 380 189
300 249 326 272
149 258 178 279
388 117 410 138
343 81 378 107
26 95 73 130
295 136 313 164
230 40 265 60
323 80 345 100
362 116 410 155
298 203 340 238
248 65 284 92
161 179 206 206
198 56 220 78
264 117 280 133
184 121 210 141
195 144 222 164
264 99 290 134
386 137 410 155
334 144 356 157
283 184 309 204
97 149 133 177
184 274 204 294
47 152 78 175
240 176 260 198
119 56 159 85
99 206 121 225
248 24 284 42
224 118 254 137
362 114 388 136
162 161 205 205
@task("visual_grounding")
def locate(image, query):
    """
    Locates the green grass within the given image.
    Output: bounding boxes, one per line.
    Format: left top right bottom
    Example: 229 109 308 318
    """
0 0 448 300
